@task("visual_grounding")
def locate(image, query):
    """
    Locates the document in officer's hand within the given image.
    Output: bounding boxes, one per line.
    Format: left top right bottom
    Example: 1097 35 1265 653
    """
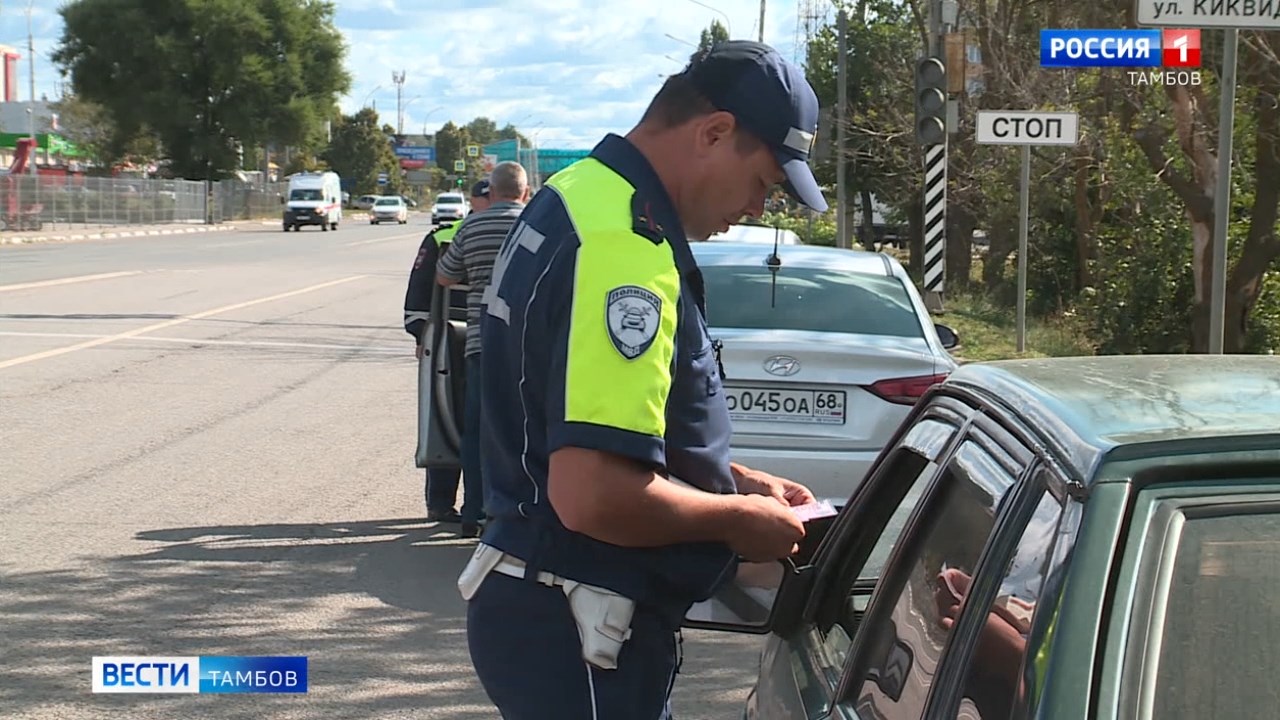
790 500 838 522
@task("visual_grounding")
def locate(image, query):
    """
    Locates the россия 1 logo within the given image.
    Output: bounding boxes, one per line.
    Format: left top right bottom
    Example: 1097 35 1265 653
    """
1040 28 1202 86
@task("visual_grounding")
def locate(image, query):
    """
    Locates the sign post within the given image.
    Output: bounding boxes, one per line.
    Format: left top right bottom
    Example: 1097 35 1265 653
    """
976 110 1079 353
453 159 466 173
1133 4 1280 352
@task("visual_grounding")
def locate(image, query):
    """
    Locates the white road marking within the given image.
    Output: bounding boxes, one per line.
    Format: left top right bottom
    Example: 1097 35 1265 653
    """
0 275 367 370
0 271 141 293
0 331 405 354
343 230 425 247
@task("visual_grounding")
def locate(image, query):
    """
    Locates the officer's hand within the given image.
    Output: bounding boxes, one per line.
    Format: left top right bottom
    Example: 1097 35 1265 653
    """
734 466 817 507
415 343 426 360
727 494 806 563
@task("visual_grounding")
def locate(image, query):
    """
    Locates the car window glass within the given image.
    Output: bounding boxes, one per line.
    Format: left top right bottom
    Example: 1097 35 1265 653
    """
701 266 923 337
953 478 1066 720
816 419 961 674
1150 509 1280 720
821 458 938 666
849 440 1018 720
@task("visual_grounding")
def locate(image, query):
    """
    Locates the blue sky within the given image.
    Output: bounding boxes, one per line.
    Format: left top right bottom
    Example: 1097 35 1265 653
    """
0 0 827 149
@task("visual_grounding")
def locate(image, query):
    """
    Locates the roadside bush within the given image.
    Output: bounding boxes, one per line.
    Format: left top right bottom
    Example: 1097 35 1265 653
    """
759 210 837 246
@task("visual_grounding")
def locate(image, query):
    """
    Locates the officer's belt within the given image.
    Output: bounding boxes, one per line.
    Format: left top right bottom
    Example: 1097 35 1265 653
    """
492 553 567 587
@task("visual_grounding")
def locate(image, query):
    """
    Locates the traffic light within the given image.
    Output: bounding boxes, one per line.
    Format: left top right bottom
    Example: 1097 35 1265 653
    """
456 178 464 188
915 56 946 145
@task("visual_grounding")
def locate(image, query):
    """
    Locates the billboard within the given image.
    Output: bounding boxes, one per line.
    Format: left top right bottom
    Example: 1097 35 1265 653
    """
393 145 435 163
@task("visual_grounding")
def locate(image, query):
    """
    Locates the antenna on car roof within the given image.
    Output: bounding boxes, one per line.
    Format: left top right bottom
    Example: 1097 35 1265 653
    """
766 225 782 308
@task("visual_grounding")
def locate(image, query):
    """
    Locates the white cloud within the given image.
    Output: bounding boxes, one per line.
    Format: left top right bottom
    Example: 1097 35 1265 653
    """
2 0 815 149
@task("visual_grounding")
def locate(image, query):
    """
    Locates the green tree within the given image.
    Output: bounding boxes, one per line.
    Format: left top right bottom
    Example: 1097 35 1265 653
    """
698 20 729 52
53 0 351 180
322 108 400 195
466 117 499 146
496 122 529 147
805 1 921 254
434 121 472 184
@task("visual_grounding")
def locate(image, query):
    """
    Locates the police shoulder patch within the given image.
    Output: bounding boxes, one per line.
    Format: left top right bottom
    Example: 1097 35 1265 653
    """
606 285 662 360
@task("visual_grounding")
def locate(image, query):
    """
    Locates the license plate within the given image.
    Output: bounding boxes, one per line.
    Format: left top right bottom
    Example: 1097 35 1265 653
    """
724 387 846 425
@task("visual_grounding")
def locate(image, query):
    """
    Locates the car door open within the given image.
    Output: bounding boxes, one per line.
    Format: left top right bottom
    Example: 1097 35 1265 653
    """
416 276 468 470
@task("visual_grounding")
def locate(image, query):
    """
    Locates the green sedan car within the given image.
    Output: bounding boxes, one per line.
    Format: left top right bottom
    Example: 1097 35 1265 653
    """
686 355 1280 720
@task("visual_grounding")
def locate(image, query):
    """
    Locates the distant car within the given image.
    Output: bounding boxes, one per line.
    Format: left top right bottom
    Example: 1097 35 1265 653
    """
400 195 419 209
354 195 378 211
706 223 803 245
370 196 408 225
685 355 1280 720
692 242 958 500
432 192 469 224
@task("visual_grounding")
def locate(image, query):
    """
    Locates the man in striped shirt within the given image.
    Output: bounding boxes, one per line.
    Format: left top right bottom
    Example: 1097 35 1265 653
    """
437 161 530 538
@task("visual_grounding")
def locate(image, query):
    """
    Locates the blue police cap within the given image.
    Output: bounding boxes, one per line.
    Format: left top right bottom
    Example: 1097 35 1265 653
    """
471 179 490 197
687 40 828 212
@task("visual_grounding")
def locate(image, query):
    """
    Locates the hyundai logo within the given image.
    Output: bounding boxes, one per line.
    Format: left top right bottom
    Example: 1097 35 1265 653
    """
763 355 801 376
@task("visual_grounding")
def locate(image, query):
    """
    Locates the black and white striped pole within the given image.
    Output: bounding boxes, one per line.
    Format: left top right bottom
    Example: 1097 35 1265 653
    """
915 55 947 307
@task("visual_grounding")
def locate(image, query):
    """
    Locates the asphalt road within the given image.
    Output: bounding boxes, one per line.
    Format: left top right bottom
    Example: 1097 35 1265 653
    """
0 217 764 719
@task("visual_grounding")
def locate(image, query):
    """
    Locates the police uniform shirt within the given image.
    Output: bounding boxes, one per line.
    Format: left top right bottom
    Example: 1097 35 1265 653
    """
403 222 466 341
478 134 739 622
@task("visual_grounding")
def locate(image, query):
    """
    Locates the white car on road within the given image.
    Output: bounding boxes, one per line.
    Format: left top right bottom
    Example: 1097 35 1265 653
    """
431 192 469 224
370 196 409 225
693 241 959 501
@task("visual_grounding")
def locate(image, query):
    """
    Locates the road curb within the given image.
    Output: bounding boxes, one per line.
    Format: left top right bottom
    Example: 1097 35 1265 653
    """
0 224 239 246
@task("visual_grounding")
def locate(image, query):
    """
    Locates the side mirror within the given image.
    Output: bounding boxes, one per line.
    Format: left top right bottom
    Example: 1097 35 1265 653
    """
935 323 959 350
683 559 796 633
683 511 838 635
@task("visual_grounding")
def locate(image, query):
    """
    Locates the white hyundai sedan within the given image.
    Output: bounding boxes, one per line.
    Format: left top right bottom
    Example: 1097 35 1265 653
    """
693 241 959 502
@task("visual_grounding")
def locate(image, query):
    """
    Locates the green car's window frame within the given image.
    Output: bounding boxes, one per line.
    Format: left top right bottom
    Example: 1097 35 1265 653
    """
929 464 1078 720
833 426 1028 720
789 400 972 713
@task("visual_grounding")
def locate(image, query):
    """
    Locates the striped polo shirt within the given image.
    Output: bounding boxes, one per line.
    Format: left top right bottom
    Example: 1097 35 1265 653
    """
437 200 525 356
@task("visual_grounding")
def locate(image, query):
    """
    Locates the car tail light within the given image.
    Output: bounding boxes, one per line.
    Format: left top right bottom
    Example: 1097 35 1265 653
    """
865 373 949 405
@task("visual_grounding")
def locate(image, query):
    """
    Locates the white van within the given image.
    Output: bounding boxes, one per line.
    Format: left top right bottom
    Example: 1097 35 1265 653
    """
283 172 343 232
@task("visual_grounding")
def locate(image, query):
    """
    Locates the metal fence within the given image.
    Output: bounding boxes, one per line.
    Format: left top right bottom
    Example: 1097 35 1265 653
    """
212 180 290 223
0 175 288 232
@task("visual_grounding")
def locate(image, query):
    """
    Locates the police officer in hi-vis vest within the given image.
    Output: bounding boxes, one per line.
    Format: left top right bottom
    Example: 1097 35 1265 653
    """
458 41 829 719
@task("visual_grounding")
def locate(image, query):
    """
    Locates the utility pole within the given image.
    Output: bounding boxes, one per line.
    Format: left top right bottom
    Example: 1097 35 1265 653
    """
26 0 35 106
759 0 766 41
392 70 406 135
26 0 37 174
836 5 848 248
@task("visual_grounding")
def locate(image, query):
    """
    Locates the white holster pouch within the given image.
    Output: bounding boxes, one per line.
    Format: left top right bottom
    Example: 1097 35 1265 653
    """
561 579 635 670
457 543 636 670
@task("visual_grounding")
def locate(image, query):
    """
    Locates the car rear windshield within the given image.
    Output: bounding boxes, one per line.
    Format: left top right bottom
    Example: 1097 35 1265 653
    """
436 196 462 205
375 198 399 206
701 265 923 337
